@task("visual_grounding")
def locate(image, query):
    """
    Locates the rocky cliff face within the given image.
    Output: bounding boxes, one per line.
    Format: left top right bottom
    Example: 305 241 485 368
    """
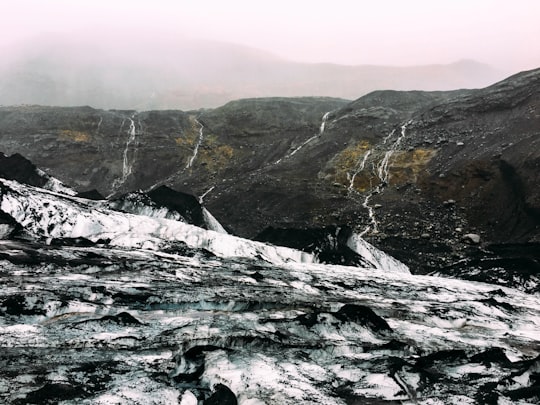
1 69 539 274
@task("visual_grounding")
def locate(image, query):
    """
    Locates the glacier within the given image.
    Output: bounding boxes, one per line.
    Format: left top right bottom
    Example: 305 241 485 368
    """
0 177 539 404
0 178 315 266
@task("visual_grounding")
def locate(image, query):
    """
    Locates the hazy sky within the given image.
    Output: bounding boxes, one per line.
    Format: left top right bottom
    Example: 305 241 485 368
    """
1 0 539 72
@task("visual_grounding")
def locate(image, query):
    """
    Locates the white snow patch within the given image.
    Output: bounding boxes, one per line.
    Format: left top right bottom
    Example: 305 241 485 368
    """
0 179 317 266
0 224 14 239
355 373 403 399
179 390 198 405
36 168 77 196
202 207 227 234
0 324 45 347
347 233 410 274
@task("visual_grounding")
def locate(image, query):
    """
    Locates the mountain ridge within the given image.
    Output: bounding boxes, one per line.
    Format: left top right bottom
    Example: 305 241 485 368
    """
0 67 539 275
1 68 540 403
0 36 506 110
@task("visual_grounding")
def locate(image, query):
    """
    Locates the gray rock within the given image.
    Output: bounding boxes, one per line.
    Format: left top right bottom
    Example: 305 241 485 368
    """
0 223 15 239
463 233 481 244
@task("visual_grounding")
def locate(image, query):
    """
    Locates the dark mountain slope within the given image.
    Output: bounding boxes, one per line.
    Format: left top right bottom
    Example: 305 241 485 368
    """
0 107 196 195
0 69 538 274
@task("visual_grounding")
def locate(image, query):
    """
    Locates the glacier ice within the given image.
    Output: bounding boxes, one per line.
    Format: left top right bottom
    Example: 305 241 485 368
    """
2 176 538 403
0 178 411 271
0 178 314 265
347 233 410 274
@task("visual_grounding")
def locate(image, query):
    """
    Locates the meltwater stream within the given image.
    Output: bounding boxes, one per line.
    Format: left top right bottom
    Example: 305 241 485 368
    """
186 118 204 169
377 121 410 183
347 150 371 193
110 114 139 194
275 111 330 164
347 121 411 236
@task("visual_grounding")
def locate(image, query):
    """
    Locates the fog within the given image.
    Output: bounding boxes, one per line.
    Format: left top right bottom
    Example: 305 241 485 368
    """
1 0 538 109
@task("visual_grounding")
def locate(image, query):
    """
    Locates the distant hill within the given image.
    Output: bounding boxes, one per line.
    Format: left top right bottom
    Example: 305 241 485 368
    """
0 35 506 110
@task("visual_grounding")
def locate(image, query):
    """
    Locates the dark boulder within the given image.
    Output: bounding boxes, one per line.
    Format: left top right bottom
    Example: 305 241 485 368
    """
0 152 48 188
22 382 85 404
75 312 143 326
415 349 468 368
334 304 392 332
470 347 511 366
76 189 105 200
1 294 45 316
255 225 369 266
204 383 238 405
147 185 206 228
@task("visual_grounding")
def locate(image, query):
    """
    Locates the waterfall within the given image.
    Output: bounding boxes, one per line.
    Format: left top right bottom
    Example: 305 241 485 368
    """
348 150 372 193
111 114 139 194
198 186 215 204
96 116 103 134
360 193 378 236
121 117 137 181
377 123 409 184
319 111 330 135
186 118 204 169
275 111 330 164
349 121 411 236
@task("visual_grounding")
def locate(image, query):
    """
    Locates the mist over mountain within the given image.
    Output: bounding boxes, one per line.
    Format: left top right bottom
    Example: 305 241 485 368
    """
0 35 506 110
1 28 540 403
